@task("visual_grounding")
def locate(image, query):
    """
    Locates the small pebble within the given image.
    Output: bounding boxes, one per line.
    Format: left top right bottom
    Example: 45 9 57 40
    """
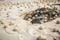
56 21 60 24
13 28 19 32
39 27 43 30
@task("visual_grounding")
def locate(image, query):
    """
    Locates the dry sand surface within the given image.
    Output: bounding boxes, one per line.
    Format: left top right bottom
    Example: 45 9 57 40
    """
0 1 60 40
